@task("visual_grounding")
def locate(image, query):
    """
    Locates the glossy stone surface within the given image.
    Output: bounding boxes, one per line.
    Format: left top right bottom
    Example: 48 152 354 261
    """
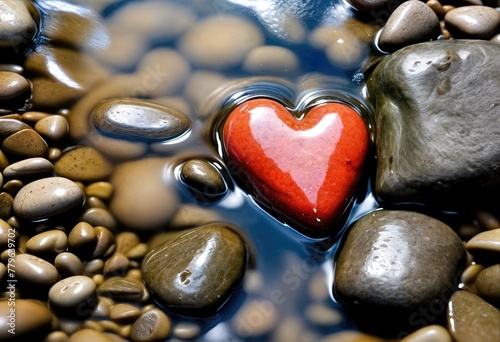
445 6 500 39
223 99 369 237
13 177 85 220
0 299 53 340
180 159 227 198
447 291 500 342
91 98 191 142
367 40 500 205
142 225 246 316
54 146 113 182
334 210 465 335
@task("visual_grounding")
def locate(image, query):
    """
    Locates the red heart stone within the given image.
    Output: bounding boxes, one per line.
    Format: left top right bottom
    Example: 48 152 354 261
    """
223 98 369 237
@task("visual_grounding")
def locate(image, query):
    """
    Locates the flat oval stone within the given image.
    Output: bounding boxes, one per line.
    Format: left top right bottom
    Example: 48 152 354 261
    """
445 6 500 39
180 159 227 198
0 71 31 105
447 291 500 342
109 303 142 323
97 276 149 302
475 264 500 306
2 157 54 179
26 229 68 255
0 299 53 340
13 177 85 220
69 329 114 342
334 210 465 336
400 325 452 342
49 276 97 312
466 228 500 264
54 252 84 276
15 253 60 287
378 1 440 52
0 118 31 139
91 98 191 142
2 129 48 157
34 115 69 141
243 46 299 73
141 225 247 316
54 146 113 183
79 208 117 231
130 308 172 342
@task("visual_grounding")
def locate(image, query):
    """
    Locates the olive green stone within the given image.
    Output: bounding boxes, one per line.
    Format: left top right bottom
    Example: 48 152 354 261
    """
142 225 247 316
447 291 500 342
180 159 227 197
91 98 191 142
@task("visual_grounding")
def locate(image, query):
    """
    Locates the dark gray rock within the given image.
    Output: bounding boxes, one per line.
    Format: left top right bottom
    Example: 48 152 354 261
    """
180 159 227 199
334 210 465 336
367 40 500 206
141 224 246 317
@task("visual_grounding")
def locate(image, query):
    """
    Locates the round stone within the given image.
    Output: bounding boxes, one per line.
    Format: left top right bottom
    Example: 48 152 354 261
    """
49 276 97 315
400 325 452 342
79 207 117 231
34 115 69 142
180 159 227 198
130 308 171 342
243 46 299 73
2 157 54 179
141 225 247 316
2 129 48 158
54 146 113 182
68 222 97 250
466 228 500 264
475 264 500 306
179 15 264 69
334 210 465 335
445 6 500 39
26 229 68 255
15 253 60 287
447 290 500 342
0 71 31 107
91 98 191 142
0 299 53 340
0 0 38 48
54 252 84 277
13 177 85 220
378 0 440 52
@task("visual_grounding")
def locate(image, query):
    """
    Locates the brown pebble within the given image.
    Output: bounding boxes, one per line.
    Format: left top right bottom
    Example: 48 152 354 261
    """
21 111 50 123
34 115 69 142
15 253 60 287
84 258 104 276
85 181 114 200
104 253 130 277
475 210 500 230
0 218 14 248
0 299 53 340
0 191 13 219
460 264 484 288
2 157 54 179
426 0 444 17
447 290 500 342
173 322 202 340
2 128 48 157
45 331 70 342
98 276 149 302
115 231 140 255
68 221 97 250
94 296 114 318
466 228 500 263
0 71 31 107
444 6 500 39
54 252 84 276
26 229 68 255
92 226 116 259
124 243 147 259
48 147 62 161
54 146 113 182
180 159 227 197
400 324 452 342
49 275 97 316
130 308 171 342
0 118 31 139
476 264 500 306
69 329 114 342
110 303 142 323
79 207 117 231
3 179 24 197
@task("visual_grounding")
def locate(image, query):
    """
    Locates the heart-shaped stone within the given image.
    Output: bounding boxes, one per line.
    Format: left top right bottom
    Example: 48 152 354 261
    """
223 98 369 237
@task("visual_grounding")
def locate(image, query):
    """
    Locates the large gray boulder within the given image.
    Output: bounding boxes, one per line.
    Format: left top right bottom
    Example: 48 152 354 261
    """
367 40 500 206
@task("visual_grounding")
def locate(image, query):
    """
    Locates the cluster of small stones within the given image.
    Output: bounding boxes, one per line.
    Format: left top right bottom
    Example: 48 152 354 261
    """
0 0 498 341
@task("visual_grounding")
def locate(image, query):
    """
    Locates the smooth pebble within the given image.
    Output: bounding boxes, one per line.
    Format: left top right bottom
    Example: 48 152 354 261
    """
2 157 54 179
54 147 113 182
445 6 500 39
49 276 97 313
130 308 171 342
475 264 500 306
34 115 69 141
0 0 38 48
0 71 31 107
0 299 53 340
26 229 68 255
55 252 84 276
243 46 299 73
2 128 48 157
400 324 452 342
15 253 60 287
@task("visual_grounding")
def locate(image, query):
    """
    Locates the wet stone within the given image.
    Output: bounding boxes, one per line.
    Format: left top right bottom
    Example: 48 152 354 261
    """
49 275 97 317
141 225 247 316
15 253 60 288
445 6 500 39
109 303 142 323
0 118 31 139
0 71 31 108
0 192 13 220
91 98 191 142
180 159 227 198
34 115 69 142
378 1 440 52
69 329 114 342
97 276 149 302
367 40 500 205
2 128 48 158
92 226 116 259
26 229 68 255
0 299 53 340
400 324 452 342
103 252 130 277
85 181 114 200
475 264 500 306
334 210 465 336
243 46 300 73
447 291 500 342
130 308 171 342
13 177 85 221
54 252 84 277
2 157 54 179
466 228 500 264
79 207 117 231
0 0 38 49
54 146 113 183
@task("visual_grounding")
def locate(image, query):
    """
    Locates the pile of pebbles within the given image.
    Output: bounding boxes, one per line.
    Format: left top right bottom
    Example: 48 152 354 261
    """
0 0 499 341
